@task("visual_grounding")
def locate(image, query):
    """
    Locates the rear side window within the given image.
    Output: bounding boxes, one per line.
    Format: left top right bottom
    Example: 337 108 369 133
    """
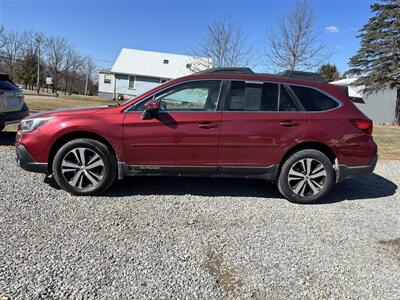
290 85 339 111
279 86 298 111
227 81 298 112
0 80 19 91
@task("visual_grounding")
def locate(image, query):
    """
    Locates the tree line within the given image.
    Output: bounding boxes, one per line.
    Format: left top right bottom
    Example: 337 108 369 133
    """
0 25 97 95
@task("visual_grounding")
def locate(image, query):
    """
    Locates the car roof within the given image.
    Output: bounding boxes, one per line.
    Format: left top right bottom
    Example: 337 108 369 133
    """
193 67 326 83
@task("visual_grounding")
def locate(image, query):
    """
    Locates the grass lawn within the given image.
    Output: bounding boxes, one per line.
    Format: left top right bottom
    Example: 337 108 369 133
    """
373 125 400 160
2 94 400 160
24 94 116 113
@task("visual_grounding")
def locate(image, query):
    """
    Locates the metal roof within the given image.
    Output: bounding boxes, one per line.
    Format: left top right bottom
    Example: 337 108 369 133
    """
330 78 363 98
111 48 211 79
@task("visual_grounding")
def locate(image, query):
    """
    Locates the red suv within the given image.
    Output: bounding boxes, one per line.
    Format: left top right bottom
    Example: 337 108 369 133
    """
15 68 377 204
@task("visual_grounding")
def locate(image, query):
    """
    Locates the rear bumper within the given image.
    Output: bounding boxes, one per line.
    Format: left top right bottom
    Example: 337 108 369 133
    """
0 104 29 125
336 155 378 182
15 144 48 174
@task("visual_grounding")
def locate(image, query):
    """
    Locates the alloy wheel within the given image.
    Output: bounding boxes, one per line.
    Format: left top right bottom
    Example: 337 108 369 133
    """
287 158 327 197
61 147 105 190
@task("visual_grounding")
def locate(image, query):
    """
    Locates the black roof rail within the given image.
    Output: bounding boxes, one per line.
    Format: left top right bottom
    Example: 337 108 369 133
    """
193 67 326 82
195 67 255 75
277 70 326 82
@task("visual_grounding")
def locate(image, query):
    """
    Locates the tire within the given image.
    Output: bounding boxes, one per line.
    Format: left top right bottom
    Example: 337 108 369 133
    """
0 124 4 132
277 149 335 204
52 138 117 195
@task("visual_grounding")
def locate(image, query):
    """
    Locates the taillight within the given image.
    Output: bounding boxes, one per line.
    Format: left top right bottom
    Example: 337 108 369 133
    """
351 119 373 135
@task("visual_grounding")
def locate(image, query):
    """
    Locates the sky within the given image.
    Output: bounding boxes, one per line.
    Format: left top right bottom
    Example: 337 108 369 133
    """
0 0 375 73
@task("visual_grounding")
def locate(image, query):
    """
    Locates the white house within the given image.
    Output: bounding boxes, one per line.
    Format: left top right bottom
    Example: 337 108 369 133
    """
98 48 211 100
330 78 397 124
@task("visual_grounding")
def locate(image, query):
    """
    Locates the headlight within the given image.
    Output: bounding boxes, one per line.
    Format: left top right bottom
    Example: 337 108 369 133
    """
20 116 56 133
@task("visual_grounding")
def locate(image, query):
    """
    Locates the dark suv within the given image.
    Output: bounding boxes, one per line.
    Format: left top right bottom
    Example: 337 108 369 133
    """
15 68 377 204
0 74 29 132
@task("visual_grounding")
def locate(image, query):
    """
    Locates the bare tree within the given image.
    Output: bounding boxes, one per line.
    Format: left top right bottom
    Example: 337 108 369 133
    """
265 0 331 71
83 56 96 95
0 25 5 49
192 17 252 68
61 45 77 94
68 52 84 94
45 36 69 93
0 28 24 77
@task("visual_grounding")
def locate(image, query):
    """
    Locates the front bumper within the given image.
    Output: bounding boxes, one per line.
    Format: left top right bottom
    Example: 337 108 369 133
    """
15 144 48 174
336 155 378 182
0 104 29 125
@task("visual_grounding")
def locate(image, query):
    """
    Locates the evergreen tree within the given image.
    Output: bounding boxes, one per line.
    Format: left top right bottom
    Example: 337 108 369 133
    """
349 0 400 124
14 51 38 89
318 64 341 81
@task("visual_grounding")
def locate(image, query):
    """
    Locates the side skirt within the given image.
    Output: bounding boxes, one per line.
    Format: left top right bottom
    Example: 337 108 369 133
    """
117 163 277 181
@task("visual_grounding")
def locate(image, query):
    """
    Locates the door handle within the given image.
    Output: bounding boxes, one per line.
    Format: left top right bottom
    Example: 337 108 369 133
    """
198 122 219 129
280 120 299 127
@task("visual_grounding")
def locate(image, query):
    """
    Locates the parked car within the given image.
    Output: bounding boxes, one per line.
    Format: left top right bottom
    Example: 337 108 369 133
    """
15 68 377 203
0 74 29 132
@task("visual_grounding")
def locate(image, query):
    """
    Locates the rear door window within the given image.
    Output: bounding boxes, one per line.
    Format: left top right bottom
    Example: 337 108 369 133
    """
290 85 339 111
226 81 299 112
0 80 19 91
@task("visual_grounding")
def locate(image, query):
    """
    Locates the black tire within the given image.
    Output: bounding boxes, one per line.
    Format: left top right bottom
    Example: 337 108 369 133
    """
277 149 335 204
52 138 117 195
0 124 4 132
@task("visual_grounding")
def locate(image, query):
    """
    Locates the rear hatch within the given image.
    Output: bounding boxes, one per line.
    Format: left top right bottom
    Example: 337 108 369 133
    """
0 75 24 113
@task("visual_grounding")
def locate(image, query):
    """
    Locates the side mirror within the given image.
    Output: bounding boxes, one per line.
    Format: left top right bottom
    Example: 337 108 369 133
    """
141 100 159 120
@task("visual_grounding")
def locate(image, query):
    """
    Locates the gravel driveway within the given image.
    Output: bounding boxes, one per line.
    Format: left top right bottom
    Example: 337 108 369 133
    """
0 150 399 299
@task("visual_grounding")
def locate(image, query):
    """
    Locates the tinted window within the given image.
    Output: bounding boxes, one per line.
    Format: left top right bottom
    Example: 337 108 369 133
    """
291 85 339 111
136 80 221 111
0 80 19 91
228 81 279 111
279 86 298 111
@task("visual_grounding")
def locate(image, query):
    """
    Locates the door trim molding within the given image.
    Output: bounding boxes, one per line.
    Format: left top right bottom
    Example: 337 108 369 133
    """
117 162 277 181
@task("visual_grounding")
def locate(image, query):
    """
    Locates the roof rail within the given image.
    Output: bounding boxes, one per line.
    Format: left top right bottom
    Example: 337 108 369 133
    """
195 67 254 75
277 70 326 82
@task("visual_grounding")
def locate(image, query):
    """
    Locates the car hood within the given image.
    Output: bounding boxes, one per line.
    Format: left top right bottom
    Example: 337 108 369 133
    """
27 105 110 118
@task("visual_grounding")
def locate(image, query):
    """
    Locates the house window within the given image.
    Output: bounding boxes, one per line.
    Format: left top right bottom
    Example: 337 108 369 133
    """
128 76 135 89
163 59 169 64
104 74 111 84
186 64 192 69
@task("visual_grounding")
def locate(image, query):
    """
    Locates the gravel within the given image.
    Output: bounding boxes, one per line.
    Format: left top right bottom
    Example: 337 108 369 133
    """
0 150 399 299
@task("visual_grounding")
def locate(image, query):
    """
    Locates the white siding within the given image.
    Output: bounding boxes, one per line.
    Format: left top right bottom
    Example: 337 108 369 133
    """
112 74 162 98
354 88 397 124
98 73 114 94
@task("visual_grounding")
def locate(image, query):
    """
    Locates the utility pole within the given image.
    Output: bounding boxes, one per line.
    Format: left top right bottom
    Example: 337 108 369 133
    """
84 57 90 96
35 34 41 94
85 68 89 96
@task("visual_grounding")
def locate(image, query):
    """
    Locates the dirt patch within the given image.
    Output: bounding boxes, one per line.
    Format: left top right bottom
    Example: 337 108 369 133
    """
379 238 400 266
204 249 243 296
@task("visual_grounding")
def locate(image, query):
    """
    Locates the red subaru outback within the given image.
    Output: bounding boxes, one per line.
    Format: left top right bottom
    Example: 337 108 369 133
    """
15 68 377 204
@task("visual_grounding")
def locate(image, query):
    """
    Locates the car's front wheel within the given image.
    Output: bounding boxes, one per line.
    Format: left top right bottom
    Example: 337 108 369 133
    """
52 138 117 195
277 149 335 204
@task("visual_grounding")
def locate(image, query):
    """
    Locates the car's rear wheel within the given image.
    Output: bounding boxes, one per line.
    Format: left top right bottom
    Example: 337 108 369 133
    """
52 138 117 195
277 149 335 204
